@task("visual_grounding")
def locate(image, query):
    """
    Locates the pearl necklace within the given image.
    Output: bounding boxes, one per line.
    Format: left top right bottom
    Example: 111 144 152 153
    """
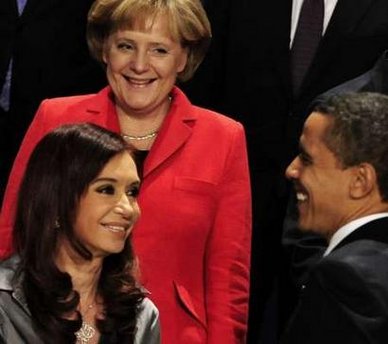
121 131 158 141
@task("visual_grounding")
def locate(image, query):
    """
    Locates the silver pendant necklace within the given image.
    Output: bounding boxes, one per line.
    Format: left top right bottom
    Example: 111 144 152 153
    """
75 322 96 344
75 303 96 343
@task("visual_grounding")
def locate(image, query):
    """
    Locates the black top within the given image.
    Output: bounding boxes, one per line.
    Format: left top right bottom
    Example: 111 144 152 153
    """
133 150 149 178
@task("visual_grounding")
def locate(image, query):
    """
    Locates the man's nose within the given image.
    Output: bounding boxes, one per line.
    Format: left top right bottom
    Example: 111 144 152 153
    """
285 156 300 180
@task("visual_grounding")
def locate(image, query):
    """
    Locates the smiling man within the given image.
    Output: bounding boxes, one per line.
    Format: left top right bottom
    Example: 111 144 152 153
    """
282 92 388 344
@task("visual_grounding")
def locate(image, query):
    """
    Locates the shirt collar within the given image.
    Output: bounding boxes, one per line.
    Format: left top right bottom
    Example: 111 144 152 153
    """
324 213 388 256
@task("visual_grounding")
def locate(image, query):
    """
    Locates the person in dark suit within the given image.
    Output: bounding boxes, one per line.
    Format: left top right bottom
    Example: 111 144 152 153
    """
282 92 388 344
182 1 388 342
0 0 106 199
283 48 388 309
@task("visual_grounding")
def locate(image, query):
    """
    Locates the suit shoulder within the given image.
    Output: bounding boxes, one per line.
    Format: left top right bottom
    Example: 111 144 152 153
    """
40 93 96 109
0 256 19 291
325 240 388 269
35 92 100 124
314 240 388 291
135 298 160 343
138 297 159 318
191 105 244 131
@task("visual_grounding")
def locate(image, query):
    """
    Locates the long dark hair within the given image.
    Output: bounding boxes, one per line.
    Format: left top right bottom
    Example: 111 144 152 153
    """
13 123 145 343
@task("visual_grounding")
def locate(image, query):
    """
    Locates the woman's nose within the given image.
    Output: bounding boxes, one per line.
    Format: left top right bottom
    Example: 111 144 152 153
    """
130 50 149 73
114 194 139 219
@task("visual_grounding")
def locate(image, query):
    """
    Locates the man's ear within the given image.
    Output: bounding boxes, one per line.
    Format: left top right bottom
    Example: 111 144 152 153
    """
349 163 377 199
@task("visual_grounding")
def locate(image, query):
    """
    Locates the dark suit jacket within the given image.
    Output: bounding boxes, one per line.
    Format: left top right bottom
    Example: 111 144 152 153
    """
286 0 388 159
0 0 106 117
314 50 388 103
282 50 388 344
185 0 388 167
0 0 106 195
183 1 388 341
282 217 388 344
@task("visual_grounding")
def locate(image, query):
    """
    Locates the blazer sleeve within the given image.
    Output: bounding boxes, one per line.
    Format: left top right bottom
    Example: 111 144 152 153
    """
282 248 388 344
205 123 252 343
134 298 161 344
0 100 53 258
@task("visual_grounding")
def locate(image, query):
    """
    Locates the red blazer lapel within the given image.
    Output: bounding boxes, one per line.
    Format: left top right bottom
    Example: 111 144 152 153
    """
79 86 195 178
77 87 121 133
144 87 196 178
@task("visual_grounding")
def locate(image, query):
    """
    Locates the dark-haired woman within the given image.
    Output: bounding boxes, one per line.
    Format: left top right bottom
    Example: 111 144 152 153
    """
0 123 160 343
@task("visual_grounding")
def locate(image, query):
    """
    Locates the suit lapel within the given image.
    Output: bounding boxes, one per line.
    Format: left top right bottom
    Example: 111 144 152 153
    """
300 0 376 94
18 0 40 20
143 88 195 178
69 87 121 133
324 0 375 39
77 87 195 178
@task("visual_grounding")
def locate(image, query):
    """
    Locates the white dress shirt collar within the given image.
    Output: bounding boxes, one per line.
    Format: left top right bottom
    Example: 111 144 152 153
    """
324 213 388 256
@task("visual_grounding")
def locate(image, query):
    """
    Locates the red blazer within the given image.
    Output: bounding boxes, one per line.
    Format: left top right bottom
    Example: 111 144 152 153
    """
0 86 251 343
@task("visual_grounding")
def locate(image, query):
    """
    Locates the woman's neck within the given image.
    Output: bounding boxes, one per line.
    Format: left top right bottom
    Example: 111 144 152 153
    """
117 99 171 150
116 95 172 136
70 263 101 305
55 243 102 304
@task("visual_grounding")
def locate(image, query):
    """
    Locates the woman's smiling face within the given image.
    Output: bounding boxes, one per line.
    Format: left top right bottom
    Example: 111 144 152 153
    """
103 14 188 116
73 152 140 257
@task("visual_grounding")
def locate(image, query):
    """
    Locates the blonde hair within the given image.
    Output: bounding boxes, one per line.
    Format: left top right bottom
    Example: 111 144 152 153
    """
87 0 211 81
